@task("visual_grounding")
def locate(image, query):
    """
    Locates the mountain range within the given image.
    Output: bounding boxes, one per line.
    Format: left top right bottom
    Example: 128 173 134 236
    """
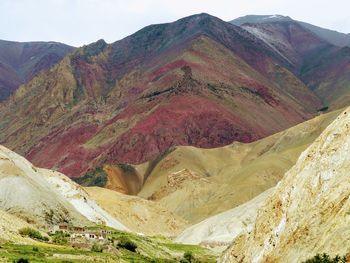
1 13 350 183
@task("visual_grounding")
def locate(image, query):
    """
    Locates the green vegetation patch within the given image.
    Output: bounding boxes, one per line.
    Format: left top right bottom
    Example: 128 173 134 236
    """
73 166 107 187
18 227 49 241
49 231 70 245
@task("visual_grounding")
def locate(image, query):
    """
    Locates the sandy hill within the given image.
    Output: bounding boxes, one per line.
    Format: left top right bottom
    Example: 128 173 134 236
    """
85 186 188 236
0 144 127 230
136 109 342 223
222 107 350 262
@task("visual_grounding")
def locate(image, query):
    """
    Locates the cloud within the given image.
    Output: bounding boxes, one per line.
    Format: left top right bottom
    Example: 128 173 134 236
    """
0 0 349 46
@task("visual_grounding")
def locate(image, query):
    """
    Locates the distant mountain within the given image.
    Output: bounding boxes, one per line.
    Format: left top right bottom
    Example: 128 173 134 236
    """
301 45 350 108
298 21 350 47
0 40 74 101
238 19 331 67
231 15 350 47
231 17 350 109
0 13 325 179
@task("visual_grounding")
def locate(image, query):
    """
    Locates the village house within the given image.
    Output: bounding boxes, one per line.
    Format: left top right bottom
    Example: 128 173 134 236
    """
53 224 113 241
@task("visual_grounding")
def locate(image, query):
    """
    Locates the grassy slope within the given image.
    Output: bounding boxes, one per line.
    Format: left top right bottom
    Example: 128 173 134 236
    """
0 229 217 263
137 109 342 223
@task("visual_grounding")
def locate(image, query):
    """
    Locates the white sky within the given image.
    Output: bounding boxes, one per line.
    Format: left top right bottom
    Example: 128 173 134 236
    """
1 0 349 47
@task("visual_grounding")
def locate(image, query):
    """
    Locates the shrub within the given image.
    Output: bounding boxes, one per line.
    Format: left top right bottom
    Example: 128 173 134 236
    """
317 106 329 113
118 164 136 174
91 243 104 253
14 259 29 263
18 228 48 241
179 251 198 263
51 231 69 245
184 251 195 262
116 236 137 252
303 253 346 263
52 234 68 244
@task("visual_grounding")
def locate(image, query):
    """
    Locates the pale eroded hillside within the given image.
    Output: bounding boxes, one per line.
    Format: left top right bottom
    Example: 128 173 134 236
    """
222 107 350 262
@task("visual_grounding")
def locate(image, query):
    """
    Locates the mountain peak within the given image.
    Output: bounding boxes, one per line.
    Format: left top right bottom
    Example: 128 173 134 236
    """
183 12 212 19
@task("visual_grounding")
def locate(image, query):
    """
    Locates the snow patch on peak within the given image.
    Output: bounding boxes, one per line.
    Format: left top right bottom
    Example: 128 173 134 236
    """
264 15 285 20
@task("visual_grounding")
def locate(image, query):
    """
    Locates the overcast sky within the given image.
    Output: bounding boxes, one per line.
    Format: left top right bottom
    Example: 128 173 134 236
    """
1 0 349 47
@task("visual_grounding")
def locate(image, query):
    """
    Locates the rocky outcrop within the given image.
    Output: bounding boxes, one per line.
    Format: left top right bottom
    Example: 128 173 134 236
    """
222 107 350 262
